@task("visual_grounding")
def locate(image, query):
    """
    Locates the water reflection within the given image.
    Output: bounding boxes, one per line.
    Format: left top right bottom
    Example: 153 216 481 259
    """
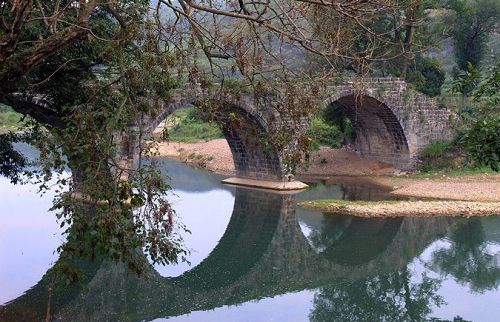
0 176 62 304
430 218 500 293
309 269 443 322
1 160 500 321
298 211 403 265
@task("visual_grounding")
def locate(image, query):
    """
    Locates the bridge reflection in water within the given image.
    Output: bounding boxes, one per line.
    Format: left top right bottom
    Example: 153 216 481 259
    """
2 186 499 321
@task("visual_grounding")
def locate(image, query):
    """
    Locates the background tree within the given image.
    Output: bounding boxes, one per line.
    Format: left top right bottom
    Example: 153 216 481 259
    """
445 0 500 96
463 63 500 172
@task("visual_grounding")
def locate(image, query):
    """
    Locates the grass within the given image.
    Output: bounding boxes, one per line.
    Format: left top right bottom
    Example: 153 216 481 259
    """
409 166 496 179
300 199 401 208
165 107 223 143
0 104 23 133
421 140 453 158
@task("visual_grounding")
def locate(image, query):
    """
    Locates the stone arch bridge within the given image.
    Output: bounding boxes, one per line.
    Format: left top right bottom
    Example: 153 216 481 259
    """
116 78 454 181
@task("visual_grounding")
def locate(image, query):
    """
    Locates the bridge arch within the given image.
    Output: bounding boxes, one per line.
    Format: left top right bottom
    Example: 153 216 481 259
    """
324 91 411 169
145 99 284 180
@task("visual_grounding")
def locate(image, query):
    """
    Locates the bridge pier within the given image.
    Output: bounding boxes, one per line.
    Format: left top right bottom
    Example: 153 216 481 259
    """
221 177 308 191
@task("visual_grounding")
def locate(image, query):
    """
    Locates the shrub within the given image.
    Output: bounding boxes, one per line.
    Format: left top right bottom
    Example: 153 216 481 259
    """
407 56 445 97
167 107 223 143
464 115 500 171
322 104 356 145
308 117 342 150
419 140 457 172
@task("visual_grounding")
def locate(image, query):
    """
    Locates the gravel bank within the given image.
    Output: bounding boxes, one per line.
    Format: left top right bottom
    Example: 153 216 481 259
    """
299 200 500 218
390 181 500 202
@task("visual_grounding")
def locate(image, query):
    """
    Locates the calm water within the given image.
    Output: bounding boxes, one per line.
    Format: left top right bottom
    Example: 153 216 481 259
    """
1 152 500 321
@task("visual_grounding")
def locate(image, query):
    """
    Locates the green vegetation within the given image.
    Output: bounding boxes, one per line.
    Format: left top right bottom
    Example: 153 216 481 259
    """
410 166 495 179
308 117 342 150
308 104 356 150
419 140 457 172
464 115 500 171
0 0 498 287
450 63 500 172
446 0 500 72
407 56 445 97
445 0 500 96
418 138 498 175
0 104 22 132
420 60 500 174
300 199 400 208
221 78 253 95
166 107 223 143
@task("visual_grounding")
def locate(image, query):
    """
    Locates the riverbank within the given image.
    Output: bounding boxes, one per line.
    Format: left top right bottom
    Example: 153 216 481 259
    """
155 139 236 175
155 139 396 176
154 139 500 203
298 200 500 218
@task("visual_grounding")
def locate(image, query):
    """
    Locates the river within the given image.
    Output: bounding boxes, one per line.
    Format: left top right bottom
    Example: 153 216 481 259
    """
1 147 500 321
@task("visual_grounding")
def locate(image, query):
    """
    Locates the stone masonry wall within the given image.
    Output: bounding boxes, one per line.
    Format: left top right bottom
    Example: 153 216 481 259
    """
117 78 456 179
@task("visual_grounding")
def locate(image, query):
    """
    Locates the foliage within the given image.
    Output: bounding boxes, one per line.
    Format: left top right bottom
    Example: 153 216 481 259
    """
322 104 356 145
0 0 190 279
1 0 483 285
463 115 500 171
445 0 500 73
422 140 454 158
167 107 223 143
0 133 26 184
407 56 445 97
473 63 500 106
456 62 500 172
0 105 22 131
451 62 481 97
308 117 342 150
220 78 252 95
419 140 457 172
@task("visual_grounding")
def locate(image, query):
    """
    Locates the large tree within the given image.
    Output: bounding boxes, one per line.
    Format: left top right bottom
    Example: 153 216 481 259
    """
0 0 188 275
0 0 425 273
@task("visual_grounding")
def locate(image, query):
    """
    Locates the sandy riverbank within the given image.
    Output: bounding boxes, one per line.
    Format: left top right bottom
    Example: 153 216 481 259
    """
153 139 500 203
155 139 396 176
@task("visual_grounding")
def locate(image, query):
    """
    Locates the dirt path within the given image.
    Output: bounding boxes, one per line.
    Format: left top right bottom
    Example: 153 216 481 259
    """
154 139 500 202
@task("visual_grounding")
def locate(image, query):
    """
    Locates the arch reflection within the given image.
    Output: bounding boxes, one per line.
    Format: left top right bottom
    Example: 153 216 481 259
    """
2 188 494 322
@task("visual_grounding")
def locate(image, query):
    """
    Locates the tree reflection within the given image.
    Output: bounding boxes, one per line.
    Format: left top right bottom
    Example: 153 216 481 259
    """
302 213 403 266
310 268 444 322
431 218 500 293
